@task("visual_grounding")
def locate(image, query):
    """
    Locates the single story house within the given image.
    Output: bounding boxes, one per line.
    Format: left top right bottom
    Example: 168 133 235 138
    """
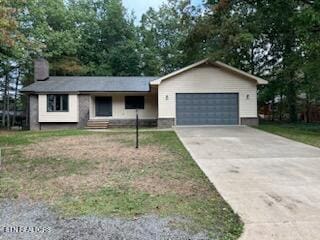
21 58 268 130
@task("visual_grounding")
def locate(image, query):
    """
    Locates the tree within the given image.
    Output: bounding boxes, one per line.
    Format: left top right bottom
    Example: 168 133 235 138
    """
2 0 320 127
68 0 140 76
297 1 320 122
140 0 200 75
187 0 320 122
0 0 40 128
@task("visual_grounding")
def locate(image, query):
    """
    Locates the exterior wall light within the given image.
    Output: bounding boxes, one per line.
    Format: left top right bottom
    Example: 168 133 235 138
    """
246 94 250 100
165 95 169 100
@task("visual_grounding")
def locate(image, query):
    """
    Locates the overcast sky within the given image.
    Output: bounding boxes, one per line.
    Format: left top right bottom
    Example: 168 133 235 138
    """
123 0 203 23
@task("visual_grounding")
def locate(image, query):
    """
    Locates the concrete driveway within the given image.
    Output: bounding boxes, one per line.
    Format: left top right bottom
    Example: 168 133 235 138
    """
175 126 320 240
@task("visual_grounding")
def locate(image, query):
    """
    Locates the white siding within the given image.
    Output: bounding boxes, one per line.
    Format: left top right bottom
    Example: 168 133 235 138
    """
89 90 157 119
158 66 258 120
38 95 79 122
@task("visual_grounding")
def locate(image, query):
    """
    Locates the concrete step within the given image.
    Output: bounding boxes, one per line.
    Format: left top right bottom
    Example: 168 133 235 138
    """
87 122 109 126
85 126 109 129
86 119 109 129
87 119 110 122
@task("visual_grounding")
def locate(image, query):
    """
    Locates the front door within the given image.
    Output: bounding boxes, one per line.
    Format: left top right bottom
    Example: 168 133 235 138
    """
95 97 112 117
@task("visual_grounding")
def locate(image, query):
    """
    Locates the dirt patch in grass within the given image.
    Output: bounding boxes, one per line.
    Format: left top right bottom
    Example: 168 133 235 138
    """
22 134 166 166
40 173 122 202
0 130 16 135
5 134 175 201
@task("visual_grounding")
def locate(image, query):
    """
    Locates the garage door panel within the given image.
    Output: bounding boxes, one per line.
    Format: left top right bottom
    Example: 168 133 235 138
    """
176 93 239 125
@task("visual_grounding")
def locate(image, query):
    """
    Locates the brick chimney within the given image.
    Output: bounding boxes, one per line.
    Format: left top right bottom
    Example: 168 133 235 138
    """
34 58 49 81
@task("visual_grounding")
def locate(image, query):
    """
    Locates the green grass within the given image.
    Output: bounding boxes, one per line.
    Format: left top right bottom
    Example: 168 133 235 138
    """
256 122 320 148
121 131 207 181
8 155 93 181
0 173 21 199
0 130 243 239
0 129 92 147
57 186 242 239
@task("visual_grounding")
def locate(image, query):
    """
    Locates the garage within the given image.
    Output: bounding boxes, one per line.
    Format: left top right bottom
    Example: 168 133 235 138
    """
150 59 268 128
176 93 239 125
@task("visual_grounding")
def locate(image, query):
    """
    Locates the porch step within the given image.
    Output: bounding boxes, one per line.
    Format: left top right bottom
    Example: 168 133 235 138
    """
86 120 109 129
85 125 109 129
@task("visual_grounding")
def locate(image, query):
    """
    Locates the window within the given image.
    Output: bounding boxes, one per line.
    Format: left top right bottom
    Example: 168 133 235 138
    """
47 95 69 112
125 96 144 109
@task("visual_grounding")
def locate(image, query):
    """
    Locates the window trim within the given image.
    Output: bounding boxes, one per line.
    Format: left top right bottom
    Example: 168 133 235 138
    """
125 96 145 110
47 94 69 112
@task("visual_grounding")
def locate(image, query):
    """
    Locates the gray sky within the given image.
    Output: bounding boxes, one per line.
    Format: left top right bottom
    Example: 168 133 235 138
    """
123 0 203 23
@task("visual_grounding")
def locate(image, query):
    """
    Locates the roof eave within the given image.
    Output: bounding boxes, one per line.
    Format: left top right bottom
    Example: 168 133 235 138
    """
213 61 268 85
20 90 152 94
150 58 209 85
78 90 151 94
150 58 268 85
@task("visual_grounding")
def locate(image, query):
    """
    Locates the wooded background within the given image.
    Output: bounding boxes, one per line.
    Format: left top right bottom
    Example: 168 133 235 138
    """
1 0 320 128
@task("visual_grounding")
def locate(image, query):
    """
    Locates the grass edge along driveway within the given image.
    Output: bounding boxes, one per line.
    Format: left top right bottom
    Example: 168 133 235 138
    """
256 122 320 148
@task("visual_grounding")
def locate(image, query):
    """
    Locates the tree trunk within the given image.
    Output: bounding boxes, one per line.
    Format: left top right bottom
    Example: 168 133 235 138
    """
282 26 297 123
6 83 10 129
12 69 20 126
250 44 255 75
1 74 8 128
1 95 5 128
279 91 283 121
306 106 310 123
287 81 298 122
271 95 275 122
305 92 309 123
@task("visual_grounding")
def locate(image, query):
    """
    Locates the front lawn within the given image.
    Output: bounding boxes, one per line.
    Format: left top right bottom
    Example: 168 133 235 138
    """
257 122 320 148
0 130 242 239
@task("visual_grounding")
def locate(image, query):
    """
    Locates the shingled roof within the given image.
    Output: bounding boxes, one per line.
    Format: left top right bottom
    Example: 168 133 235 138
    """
20 76 159 93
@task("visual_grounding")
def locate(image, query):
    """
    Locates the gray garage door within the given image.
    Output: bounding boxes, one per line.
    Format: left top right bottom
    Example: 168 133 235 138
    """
176 93 239 125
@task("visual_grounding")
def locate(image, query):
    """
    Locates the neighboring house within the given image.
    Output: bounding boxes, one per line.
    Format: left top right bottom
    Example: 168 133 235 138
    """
260 94 320 123
21 58 268 130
